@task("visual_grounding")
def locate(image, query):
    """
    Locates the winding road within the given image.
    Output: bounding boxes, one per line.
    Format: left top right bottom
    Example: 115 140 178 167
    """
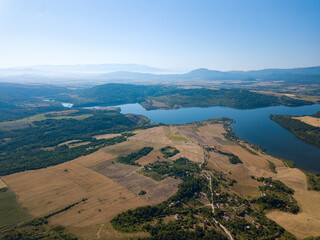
181 128 234 240
200 148 234 240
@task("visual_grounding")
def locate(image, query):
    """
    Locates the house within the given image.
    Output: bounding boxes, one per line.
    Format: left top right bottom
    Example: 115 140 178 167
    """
223 216 230 221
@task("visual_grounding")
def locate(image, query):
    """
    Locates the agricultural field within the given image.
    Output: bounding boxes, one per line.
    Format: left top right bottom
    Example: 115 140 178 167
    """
93 133 121 140
0 189 30 229
0 110 92 131
0 179 6 189
1 120 320 239
97 162 181 204
293 116 320 127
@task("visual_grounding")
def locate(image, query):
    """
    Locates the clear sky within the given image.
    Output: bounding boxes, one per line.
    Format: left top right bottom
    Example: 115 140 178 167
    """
0 0 320 70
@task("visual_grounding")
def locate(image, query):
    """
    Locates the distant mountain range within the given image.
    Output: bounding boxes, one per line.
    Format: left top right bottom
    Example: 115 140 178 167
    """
5 63 168 74
0 64 319 85
178 66 320 81
96 66 320 83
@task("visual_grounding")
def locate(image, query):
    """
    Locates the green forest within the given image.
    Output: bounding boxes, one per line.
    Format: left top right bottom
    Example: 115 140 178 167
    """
78 83 313 109
0 109 154 175
112 157 296 240
270 113 320 148
117 147 154 165
145 88 312 110
160 146 180 158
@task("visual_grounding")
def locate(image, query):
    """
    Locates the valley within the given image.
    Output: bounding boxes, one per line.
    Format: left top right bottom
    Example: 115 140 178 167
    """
1 114 320 239
2 1 320 239
0 71 319 240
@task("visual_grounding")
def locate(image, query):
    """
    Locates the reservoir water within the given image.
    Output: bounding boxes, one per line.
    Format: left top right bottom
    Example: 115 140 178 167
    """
98 103 320 173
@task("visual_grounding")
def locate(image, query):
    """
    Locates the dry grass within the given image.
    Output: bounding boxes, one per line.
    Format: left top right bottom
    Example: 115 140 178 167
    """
178 124 263 198
130 126 172 145
136 150 165 165
58 140 81 146
72 149 117 168
93 133 121 140
293 116 320 127
178 124 284 199
3 150 149 228
168 135 189 142
0 178 7 189
181 123 320 238
4 124 320 238
266 167 320 239
206 151 262 198
67 222 149 240
101 127 170 157
173 144 203 163
151 100 170 108
103 126 204 165
103 140 153 156
97 163 181 204
58 140 90 148
0 112 92 131
46 110 79 116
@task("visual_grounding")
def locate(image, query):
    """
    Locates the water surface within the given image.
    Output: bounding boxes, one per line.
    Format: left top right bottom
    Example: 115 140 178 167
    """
90 103 320 173
61 103 74 108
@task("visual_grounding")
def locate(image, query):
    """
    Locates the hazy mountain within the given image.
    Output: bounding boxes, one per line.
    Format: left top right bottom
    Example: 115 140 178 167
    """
0 65 319 85
3 63 168 75
96 66 320 82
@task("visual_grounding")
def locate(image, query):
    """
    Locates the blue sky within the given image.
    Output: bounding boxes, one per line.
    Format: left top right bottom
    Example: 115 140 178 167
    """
0 0 320 70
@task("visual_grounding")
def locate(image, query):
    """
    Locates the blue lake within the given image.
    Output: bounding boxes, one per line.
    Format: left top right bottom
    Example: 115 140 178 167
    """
91 103 320 173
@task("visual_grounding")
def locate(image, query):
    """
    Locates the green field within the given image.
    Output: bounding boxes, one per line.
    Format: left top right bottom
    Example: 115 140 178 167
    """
168 135 189 142
0 191 30 229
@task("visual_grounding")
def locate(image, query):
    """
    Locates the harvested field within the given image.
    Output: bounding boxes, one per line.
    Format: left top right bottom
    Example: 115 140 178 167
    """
58 140 90 148
103 126 179 158
136 150 165 165
3 150 149 227
0 179 6 189
197 124 226 141
183 124 232 146
103 139 153 156
3 123 320 239
151 100 170 108
173 144 203 163
188 123 320 238
3 167 87 216
293 116 320 127
266 167 320 239
93 133 121 140
72 149 117 168
179 124 281 198
68 141 90 148
97 163 181 204
96 162 138 180
130 126 172 145
224 145 269 170
206 151 262 198
58 140 81 146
